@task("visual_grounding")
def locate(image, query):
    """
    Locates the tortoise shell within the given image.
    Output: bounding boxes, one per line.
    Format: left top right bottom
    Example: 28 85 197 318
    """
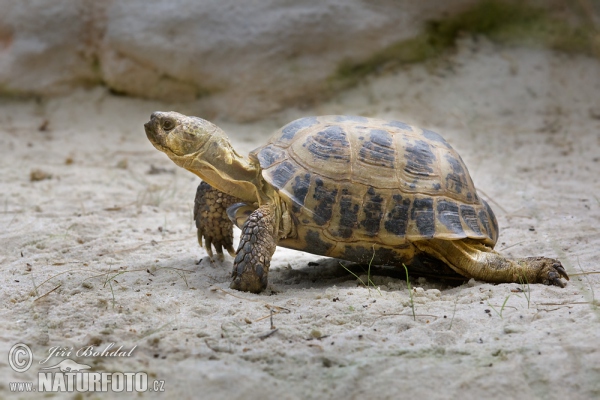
250 115 498 260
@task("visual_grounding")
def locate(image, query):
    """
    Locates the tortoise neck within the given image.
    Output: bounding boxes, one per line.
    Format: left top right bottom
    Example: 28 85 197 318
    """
184 136 265 204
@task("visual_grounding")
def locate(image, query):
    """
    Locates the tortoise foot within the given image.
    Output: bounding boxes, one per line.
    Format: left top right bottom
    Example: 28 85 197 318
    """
230 206 276 293
518 257 569 288
230 262 268 293
194 182 238 259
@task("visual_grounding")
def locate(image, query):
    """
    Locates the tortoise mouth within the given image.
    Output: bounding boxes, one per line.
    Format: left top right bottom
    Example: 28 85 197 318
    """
144 118 167 150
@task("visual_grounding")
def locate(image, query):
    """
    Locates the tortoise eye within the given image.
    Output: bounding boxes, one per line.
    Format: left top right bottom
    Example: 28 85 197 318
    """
162 119 175 131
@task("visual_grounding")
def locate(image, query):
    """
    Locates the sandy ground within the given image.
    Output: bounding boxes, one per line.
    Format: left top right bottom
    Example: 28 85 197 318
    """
1 38 599 399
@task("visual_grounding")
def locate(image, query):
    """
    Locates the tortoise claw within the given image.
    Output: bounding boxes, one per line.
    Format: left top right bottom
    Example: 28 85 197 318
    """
520 257 569 288
204 238 214 259
553 262 569 281
196 228 204 248
546 270 565 288
225 245 236 257
544 261 568 288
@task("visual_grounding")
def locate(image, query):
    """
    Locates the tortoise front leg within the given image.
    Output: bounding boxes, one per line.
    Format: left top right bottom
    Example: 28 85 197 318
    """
230 204 277 293
194 181 241 260
414 239 569 287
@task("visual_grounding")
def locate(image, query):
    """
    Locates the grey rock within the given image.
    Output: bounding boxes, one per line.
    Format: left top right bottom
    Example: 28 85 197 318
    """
0 0 483 119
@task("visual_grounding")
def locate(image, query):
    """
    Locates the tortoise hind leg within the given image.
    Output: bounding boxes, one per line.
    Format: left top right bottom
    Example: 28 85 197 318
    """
230 204 278 293
194 181 241 260
413 239 569 287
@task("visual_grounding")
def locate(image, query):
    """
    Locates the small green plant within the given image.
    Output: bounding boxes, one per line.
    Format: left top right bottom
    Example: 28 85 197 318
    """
517 273 531 308
487 295 512 319
30 274 40 297
31 263 192 308
47 224 76 241
402 264 416 321
449 298 458 330
103 267 130 309
578 256 597 307
339 246 381 296
100 265 191 308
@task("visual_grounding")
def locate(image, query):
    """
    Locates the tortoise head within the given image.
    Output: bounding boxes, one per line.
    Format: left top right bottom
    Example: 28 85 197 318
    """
144 111 221 160
144 111 264 203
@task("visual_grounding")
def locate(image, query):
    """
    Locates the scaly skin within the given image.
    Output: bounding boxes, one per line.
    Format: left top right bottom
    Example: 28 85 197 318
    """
414 239 569 287
195 182 276 292
194 182 240 260
230 204 277 293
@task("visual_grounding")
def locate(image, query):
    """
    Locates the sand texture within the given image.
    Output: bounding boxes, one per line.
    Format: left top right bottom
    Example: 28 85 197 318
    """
1 40 599 399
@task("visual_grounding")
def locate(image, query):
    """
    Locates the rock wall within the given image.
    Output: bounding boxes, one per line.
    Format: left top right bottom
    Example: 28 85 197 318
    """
0 0 569 120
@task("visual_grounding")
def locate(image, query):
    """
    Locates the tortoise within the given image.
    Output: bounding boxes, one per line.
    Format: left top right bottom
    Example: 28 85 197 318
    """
144 112 569 293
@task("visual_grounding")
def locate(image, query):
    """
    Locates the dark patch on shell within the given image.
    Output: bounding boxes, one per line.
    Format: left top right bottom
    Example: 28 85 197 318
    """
422 129 451 147
358 129 396 168
304 126 350 161
360 187 384 236
305 230 332 255
290 173 311 212
432 183 441 190
371 129 394 147
482 199 499 241
270 161 297 189
335 115 369 123
437 200 464 235
386 120 412 131
336 189 359 238
459 205 482 235
478 209 492 238
445 154 468 194
281 116 318 141
257 145 286 168
411 198 435 238
384 194 411 236
312 177 338 226
404 140 436 176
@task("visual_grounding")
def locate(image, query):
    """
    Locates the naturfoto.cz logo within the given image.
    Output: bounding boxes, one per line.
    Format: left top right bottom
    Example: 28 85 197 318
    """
8 343 165 393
